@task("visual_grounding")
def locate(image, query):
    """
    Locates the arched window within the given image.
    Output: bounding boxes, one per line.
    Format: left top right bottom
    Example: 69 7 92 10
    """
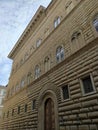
56 46 64 63
44 57 50 72
35 65 40 79
27 72 32 84
20 78 25 87
71 31 82 44
32 99 36 110
71 31 81 41
71 30 85 51
54 17 61 28
93 14 98 32
36 39 42 48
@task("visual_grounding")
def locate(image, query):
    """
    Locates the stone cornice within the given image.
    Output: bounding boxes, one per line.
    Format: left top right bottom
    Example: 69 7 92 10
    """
8 0 57 60
45 0 57 13
8 6 46 59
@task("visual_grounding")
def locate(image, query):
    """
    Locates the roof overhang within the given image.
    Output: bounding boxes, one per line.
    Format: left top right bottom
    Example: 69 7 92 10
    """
8 6 46 59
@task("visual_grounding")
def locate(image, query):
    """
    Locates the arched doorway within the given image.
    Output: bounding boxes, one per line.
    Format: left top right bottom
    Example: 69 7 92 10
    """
38 89 59 130
44 98 55 130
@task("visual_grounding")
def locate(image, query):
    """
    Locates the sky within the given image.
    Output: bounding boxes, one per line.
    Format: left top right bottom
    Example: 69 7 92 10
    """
0 0 51 86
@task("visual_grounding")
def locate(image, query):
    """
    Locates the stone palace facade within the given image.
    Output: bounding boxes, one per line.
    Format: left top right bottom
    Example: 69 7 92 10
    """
0 0 98 130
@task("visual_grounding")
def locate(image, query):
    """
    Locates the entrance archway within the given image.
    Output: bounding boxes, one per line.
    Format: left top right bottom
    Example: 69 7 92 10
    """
44 98 55 130
38 89 59 130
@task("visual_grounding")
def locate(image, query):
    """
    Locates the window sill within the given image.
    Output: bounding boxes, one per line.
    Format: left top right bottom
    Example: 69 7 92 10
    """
62 98 70 102
82 91 96 97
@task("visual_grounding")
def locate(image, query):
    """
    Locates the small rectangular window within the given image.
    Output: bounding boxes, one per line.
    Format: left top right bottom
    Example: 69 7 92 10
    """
32 100 36 110
81 75 95 95
62 85 70 100
54 17 60 28
36 39 42 48
24 104 27 112
12 109 14 116
17 106 20 114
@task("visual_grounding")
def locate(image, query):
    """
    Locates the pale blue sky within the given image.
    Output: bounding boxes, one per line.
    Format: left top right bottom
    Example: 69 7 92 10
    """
0 0 51 86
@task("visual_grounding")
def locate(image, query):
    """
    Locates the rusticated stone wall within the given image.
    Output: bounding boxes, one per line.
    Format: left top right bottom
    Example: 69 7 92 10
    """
0 0 98 130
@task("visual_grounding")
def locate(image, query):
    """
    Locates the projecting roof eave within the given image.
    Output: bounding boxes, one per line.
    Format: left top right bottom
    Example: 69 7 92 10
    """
8 5 46 60
8 0 57 60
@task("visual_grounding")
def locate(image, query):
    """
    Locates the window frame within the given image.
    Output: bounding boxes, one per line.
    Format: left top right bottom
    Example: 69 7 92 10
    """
93 14 98 32
24 104 28 113
71 31 81 42
12 109 14 116
54 16 61 28
35 65 40 79
36 39 42 48
56 46 64 63
44 56 51 72
32 100 36 111
17 106 20 114
80 74 96 96
20 77 25 88
27 72 32 85
61 84 70 101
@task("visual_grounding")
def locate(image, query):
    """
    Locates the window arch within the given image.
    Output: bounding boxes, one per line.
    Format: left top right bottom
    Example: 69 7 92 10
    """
44 57 51 72
71 31 82 45
56 46 64 63
36 39 42 48
93 14 98 32
71 30 85 52
71 31 81 41
32 99 36 110
20 77 25 87
27 72 32 84
54 16 61 28
35 65 40 79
